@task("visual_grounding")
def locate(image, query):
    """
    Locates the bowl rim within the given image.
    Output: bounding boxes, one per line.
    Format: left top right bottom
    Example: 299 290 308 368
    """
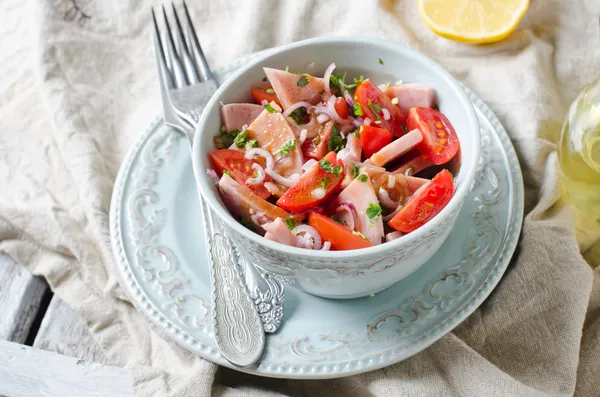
192 35 480 259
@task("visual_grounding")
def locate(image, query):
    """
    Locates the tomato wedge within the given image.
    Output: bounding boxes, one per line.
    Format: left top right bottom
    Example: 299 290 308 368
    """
209 149 272 200
388 169 454 233
407 107 460 165
302 122 333 160
308 212 373 250
250 87 281 106
276 152 344 212
354 80 407 137
334 97 349 119
359 125 394 158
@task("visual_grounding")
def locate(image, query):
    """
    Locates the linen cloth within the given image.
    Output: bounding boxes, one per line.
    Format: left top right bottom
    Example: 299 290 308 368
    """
1 0 600 395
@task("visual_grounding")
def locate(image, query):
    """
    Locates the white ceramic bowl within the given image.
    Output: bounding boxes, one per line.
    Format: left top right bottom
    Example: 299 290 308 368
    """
193 37 480 299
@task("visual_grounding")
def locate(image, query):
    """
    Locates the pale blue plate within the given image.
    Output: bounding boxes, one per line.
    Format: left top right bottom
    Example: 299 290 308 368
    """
110 57 524 379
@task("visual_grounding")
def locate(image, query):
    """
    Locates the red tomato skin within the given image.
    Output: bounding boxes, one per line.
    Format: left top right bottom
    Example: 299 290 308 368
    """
302 122 333 160
407 107 460 165
308 212 373 251
276 152 344 212
209 149 272 200
334 97 349 119
355 80 407 137
388 169 454 233
360 125 394 158
251 87 281 107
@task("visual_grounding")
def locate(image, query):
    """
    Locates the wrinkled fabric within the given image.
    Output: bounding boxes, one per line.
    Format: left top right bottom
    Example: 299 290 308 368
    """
1 0 599 396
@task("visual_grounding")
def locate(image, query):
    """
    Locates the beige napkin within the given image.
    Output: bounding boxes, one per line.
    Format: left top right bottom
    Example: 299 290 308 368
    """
1 0 600 395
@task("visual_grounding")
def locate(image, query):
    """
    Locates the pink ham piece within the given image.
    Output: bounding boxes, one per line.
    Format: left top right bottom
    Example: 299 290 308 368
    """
385 84 435 115
247 110 304 177
263 217 297 247
332 178 384 245
370 129 423 167
264 67 325 109
218 174 291 233
338 133 362 188
220 103 264 131
391 153 434 176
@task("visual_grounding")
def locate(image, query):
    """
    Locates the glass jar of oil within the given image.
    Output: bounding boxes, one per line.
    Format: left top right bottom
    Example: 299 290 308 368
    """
558 75 600 267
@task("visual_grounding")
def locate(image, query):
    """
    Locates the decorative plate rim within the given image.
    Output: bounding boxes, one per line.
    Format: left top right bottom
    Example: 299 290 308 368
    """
109 58 524 379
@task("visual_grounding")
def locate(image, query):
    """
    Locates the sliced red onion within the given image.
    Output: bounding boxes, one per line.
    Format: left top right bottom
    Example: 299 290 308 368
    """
343 90 354 105
323 62 336 96
378 187 399 210
245 148 274 170
311 187 326 199
383 203 403 221
292 224 322 250
364 117 372 126
406 181 430 202
250 212 269 226
326 95 346 124
265 169 300 187
353 161 386 171
241 124 249 132
316 113 330 124
336 148 351 163
385 231 404 242
321 241 331 251
382 108 391 121
352 118 364 128
299 128 308 144
246 163 266 185
206 169 219 185
387 174 395 189
261 99 268 106
302 158 318 171
283 101 314 117
264 181 284 195
335 202 358 231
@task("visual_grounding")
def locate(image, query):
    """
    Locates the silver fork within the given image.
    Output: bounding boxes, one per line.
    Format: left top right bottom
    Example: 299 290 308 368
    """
151 2 284 367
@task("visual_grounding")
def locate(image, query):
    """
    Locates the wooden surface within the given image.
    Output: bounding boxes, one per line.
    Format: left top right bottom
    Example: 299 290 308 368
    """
0 341 132 397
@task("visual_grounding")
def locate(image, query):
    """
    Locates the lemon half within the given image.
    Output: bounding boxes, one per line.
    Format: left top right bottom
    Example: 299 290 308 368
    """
418 0 530 44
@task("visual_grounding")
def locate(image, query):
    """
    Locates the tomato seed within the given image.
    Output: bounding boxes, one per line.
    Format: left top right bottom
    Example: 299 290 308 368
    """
435 122 443 129
436 130 447 138
439 139 447 145
434 146 443 153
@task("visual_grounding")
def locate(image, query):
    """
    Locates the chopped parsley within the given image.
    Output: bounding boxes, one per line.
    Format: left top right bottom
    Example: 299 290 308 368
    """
319 177 330 188
297 74 309 87
378 58 384 65
352 230 367 239
285 65 290 72
284 217 296 231
312 134 321 145
329 72 366 94
352 102 363 117
247 139 259 148
279 139 297 156
288 106 308 125
318 159 342 176
367 100 382 121
266 88 275 94
264 103 277 113
353 130 360 137
401 124 408 134
261 77 267 82
328 124 345 152
433 104 440 111
357 174 368 183
222 169 232 177
220 129 240 148
351 164 360 179
366 203 382 220
331 215 346 226
234 130 249 148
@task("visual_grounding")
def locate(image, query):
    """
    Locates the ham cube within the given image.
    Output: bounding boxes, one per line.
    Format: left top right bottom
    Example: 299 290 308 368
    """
247 110 304 177
264 67 325 109
262 217 297 247
221 103 264 131
385 84 435 115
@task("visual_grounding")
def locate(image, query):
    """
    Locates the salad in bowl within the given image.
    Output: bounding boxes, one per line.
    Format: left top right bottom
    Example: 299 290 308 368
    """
206 64 460 251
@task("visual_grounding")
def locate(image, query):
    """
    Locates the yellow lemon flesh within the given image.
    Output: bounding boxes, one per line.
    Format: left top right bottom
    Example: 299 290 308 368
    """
418 0 530 44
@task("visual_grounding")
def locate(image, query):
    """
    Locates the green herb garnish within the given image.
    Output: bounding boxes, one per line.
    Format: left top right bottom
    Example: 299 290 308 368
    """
351 164 360 179
378 58 384 65
357 174 368 183
352 102 363 117
319 177 330 188
262 77 267 82
266 88 275 94
247 139 259 148
264 103 276 113
329 72 365 94
297 74 309 87
353 130 360 138
220 129 240 148
284 217 296 230
433 104 439 111
331 215 346 226
285 65 290 72
222 169 232 177
367 100 382 121
332 164 343 176
366 203 382 220
353 230 367 239
279 139 297 156
288 106 308 125
328 124 345 153
234 130 249 148
319 159 343 176
312 133 321 145
401 124 408 134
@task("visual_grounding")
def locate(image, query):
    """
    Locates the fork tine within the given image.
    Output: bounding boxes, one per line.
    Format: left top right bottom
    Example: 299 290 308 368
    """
170 3 201 85
151 8 174 90
161 4 187 88
182 0 213 82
